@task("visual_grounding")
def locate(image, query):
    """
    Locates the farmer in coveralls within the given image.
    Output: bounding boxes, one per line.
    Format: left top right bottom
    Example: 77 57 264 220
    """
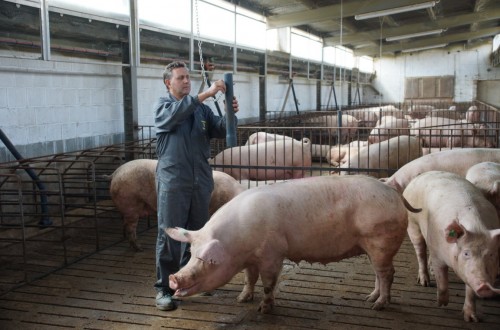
153 61 239 310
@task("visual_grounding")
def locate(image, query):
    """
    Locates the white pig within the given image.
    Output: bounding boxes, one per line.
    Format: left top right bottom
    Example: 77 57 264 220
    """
403 171 500 322
109 159 245 251
382 148 500 193
368 118 410 144
304 114 359 144
166 175 420 313
466 161 500 218
244 132 295 145
338 136 422 178
210 138 312 180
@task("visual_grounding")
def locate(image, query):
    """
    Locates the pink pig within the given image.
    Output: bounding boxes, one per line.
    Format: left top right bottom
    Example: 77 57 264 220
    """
403 171 500 322
166 175 420 313
109 159 245 251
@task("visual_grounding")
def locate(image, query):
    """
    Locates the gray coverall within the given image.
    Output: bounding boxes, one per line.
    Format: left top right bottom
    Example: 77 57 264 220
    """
153 93 231 294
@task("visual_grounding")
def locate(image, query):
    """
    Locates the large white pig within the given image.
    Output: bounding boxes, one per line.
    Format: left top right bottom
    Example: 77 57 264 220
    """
210 138 312 180
411 117 495 148
338 136 422 178
403 171 500 322
382 148 500 193
368 118 410 144
304 114 359 144
109 159 245 251
466 161 500 218
166 175 419 313
326 140 368 166
244 132 295 145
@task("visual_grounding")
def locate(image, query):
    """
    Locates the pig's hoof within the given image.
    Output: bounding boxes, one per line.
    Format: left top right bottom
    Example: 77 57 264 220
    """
258 300 274 314
463 311 479 323
365 293 378 303
371 300 388 311
237 291 254 303
130 242 143 252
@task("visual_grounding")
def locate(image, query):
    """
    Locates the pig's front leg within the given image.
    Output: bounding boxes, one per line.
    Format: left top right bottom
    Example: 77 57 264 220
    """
258 261 284 313
463 284 479 322
432 262 449 306
237 265 259 303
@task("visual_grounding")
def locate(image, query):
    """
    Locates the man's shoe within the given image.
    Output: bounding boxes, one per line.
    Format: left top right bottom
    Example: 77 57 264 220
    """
156 291 176 311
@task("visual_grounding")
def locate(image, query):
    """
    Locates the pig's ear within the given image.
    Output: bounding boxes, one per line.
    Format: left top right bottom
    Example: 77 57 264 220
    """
165 227 193 243
490 229 500 247
445 220 465 243
488 181 500 197
196 239 227 265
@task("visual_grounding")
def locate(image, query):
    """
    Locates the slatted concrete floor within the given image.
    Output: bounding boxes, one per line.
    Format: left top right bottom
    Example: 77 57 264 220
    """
1 227 500 330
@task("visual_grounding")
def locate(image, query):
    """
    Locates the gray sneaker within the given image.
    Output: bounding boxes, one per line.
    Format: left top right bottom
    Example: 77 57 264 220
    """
156 291 176 311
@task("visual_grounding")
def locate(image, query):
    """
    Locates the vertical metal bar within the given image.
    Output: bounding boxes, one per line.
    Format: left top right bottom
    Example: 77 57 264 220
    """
40 0 51 61
122 0 139 160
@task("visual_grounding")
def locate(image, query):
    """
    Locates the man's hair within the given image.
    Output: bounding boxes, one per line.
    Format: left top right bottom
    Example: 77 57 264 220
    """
163 61 188 81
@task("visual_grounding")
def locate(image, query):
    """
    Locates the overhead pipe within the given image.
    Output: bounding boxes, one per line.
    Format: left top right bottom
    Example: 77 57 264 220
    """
0 128 52 227
223 72 237 147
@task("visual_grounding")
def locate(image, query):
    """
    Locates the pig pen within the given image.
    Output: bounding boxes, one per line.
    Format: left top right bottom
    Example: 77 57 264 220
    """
1 102 500 328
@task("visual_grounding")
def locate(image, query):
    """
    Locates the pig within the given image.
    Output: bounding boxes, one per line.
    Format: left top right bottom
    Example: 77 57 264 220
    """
465 105 482 123
407 104 435 119
343 109 378 128
428 108 463 120
368 118 410 144
326 140 368 166
109 159 246 251
466 162 500 218
304 114 359 144
403 171 500 322
244 132 295 145
411 117 495 148
338 136 422 178
210 138 312 180
166 175 420 313
382 148 500 193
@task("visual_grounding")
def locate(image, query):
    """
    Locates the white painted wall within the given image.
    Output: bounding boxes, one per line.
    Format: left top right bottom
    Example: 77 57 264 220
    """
368 43 500 104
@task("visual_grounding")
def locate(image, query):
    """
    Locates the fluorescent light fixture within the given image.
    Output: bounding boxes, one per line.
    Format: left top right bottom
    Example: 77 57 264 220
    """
355 1 439 20
401 43 448 53
386 29 445 41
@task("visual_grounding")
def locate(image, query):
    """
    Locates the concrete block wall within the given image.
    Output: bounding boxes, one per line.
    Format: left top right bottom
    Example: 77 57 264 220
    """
0 59 263 162
0 57 124 162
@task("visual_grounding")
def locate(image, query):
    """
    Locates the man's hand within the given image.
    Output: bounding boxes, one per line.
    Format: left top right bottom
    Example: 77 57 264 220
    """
224 96 239 113
198 79 226 103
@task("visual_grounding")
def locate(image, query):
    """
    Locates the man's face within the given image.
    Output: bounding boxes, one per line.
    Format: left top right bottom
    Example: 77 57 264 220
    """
166 67 191 99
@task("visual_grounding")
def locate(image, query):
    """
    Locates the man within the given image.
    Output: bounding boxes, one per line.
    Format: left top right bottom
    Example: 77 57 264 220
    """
153 61 239 310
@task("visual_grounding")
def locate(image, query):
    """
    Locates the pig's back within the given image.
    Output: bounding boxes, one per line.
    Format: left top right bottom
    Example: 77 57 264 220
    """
404 171 498 235
387 148 500 192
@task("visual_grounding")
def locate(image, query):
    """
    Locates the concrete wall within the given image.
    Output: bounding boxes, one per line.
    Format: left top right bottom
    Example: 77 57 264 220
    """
0 58 263 162
2 42 497 162
368 43 500 104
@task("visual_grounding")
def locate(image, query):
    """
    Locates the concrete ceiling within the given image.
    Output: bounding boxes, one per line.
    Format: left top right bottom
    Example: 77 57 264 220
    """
229 0 500 57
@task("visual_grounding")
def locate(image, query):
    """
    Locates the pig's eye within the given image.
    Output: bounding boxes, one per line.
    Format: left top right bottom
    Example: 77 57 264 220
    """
463 250 471 258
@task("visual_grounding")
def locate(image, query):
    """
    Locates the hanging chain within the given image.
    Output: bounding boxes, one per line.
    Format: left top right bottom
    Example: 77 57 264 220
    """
194 0 223 102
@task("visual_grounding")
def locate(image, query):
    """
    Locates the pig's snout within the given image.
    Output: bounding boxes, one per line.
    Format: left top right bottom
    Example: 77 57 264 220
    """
475 282 500 298
169 275 179 290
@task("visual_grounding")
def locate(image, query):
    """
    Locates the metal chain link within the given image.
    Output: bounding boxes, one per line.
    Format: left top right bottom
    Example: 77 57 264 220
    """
194 0 223 103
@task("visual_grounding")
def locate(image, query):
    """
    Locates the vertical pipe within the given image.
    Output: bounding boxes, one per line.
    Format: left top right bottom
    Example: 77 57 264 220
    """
40 0 51 61
224 72 237 147
0 128 52 226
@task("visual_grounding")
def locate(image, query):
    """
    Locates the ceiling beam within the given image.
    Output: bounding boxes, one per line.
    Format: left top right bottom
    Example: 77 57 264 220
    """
267 0 436 29
353 26 500 56
324 7 500 46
